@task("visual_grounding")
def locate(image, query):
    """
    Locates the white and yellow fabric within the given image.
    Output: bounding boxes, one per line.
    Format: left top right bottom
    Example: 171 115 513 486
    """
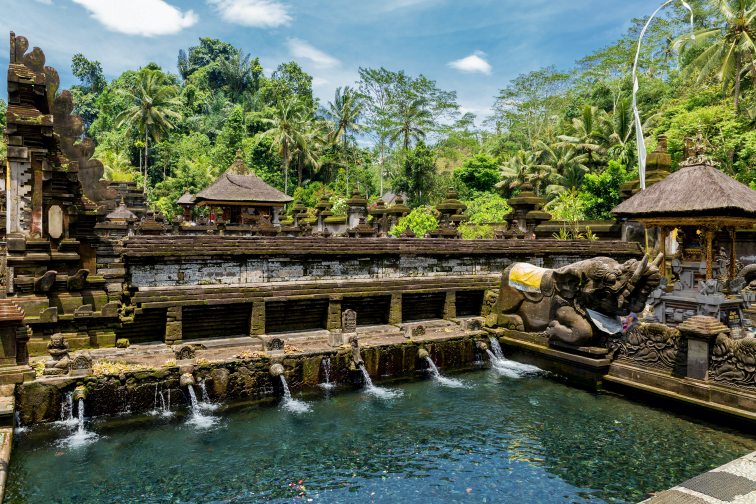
508 263 547 294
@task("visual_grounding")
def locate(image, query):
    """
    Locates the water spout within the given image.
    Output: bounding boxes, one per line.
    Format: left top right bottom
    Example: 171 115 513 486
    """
487 337 543 379
73 385 87 401
180 372 196 387
424 355 467 388
151 383 173 417
57 396 98 448
185 383 218 429
359 364 402 399
319 357 335 390
279 375 312 413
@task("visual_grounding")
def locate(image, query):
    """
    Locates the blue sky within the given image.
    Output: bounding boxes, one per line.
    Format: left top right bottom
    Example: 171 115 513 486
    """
0 0 661 121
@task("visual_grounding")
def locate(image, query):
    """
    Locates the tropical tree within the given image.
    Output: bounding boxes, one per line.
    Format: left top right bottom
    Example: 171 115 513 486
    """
392 141 437 206
116 70 182 192
324 86 364 194
497 150 540 193
95 148 137 182
261 96 313 193
538 142 589 196
557 105 607 167
218 51 262 104
673 0 756 112
389 96 434 150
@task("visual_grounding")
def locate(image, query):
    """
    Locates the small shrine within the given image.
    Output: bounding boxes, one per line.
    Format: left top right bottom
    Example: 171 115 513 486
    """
505 183 551 237
613 136 756 331
188 151 292 225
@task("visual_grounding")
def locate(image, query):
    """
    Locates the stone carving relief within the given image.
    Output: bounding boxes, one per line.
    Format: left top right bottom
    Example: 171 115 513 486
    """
342 309 357 334
710 334 756 390
607 323 682 371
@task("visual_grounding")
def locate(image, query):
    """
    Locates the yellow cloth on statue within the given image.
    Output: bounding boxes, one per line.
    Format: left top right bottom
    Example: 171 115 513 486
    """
508 263 546 293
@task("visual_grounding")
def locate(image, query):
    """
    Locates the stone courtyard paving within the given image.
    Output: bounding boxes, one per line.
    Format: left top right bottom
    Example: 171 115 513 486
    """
643 451 756 503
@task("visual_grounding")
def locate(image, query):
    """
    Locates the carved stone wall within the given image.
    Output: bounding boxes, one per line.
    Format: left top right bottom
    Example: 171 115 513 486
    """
607 323 683 372
710 335 756 391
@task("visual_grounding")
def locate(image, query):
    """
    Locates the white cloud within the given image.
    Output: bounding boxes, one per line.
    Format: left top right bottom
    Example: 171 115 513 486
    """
287 39 340 69
208 0 291 28
448 51 492 75
71 0 198 36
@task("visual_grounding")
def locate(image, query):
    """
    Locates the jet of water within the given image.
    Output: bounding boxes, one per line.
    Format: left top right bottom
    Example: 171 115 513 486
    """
359 364 402 399
279 375 312 414
424 356 468 388
319 357 335 390
487 337 543 379
56 397 98 449
186 384 219 429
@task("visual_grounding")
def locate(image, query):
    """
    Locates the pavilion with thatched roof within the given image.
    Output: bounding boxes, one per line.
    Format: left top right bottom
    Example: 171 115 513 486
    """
613 157 756 282
181 151 292 225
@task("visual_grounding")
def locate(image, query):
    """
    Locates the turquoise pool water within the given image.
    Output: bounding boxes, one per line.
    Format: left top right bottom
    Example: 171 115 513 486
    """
6 367 755 503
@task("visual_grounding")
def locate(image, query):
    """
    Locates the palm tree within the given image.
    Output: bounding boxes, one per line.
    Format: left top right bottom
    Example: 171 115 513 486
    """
673 0 756 112
538 142 589 197
261 96 312 194
96 149 136 182
293 119 327 186
389 96 434 150
116 70 182 192
557 105 607 168
603 97 635 166
324 87 364 194
219 51 260 104
497 150 543 193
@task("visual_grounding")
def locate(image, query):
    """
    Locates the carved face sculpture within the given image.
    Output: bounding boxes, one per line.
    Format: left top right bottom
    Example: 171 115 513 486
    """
49 333 65 349
553 256 661 316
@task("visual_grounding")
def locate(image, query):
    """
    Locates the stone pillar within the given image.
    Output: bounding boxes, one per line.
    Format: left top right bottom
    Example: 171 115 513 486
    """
444 291 456 319
165 306 183 344
389 293 402 325
250 301 265 336
327 298 342 331
678 315 728 380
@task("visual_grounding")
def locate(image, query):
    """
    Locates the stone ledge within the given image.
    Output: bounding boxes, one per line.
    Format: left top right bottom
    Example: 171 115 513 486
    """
605 362 756 423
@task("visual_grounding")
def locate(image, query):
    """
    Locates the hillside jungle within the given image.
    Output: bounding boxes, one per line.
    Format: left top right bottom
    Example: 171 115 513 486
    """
1 1 755 239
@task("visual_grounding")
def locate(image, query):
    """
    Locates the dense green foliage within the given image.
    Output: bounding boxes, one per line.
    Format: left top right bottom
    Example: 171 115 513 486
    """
59 0 756 228
390 206 439 237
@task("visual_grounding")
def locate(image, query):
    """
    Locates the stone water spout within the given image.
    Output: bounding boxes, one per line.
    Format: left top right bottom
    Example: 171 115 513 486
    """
418 348 429 360
349 335 364 367
269 363 285 377
73 385 88 401
180 372 196 387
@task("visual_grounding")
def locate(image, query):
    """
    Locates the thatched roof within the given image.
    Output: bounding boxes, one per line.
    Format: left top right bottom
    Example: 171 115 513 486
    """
195 155 292 206
612 163 756 219
176 192 196 206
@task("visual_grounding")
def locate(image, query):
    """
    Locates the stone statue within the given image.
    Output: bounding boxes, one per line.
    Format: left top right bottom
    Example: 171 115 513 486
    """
495 254 662 347
43 333 70 375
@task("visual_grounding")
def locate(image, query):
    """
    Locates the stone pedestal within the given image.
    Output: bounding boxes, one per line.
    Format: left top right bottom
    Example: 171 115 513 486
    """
678 315 729 380
331 309 357 347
